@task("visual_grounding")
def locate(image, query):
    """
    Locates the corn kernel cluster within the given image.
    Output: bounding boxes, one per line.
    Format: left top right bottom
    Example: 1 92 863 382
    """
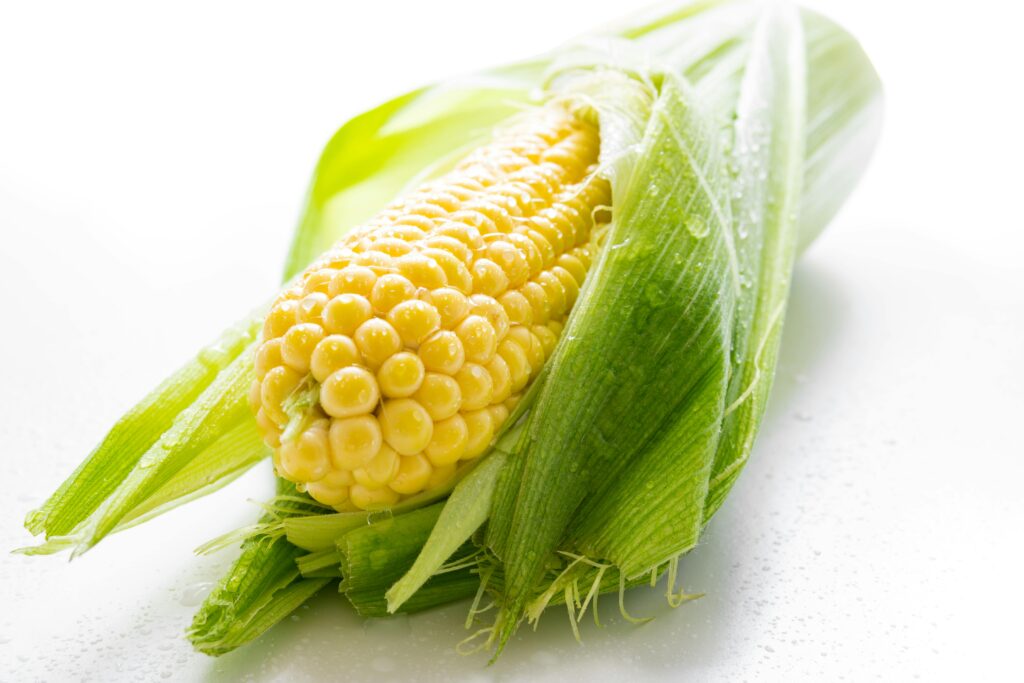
249 106 609 510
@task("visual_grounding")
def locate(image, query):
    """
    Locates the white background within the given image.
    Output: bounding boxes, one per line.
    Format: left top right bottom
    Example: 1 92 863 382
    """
1 1 1022 680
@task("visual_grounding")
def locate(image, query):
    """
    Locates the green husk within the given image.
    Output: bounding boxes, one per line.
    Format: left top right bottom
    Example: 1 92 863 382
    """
381 0 881 655
295 547 343 578
338 503 481 617
119 420 269 529
19 315 263 556
189 480 326 655
22 0 880 659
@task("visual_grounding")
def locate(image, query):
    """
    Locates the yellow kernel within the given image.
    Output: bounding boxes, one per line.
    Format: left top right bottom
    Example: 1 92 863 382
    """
328 415 382 470
248 378 263 413
489 403 510 428
263 300 299 340
396 253 448 290
418 331 465 375
392 214 435 233
471 258 509 297
319 366 380 418
387 299 441 347
353 444 400 489
297 292 328 325
532 324 558 357
536 271 567 319
450 207 499 235
318 248 355 270
413 373 462 421
329 265 377 297
353 250 393 268
423 235 473 265
255 408 282 448
551 266 580 309
427 463 457 490
425 414 468 466
350 483 399 510
506 233 543 279
443 184 479 201
486 240 530 288
254 338 284 380
557 253 587 284
281 323 325 373
278 426 331 483
522 228 556 268
455 315 497 364
389 454 434 495
485 355 512 403
468 294 510 341
462 408 495 459
530 216 565 255
463 200 513 232
306 470 352 507
353 318 402 368
310 335 360 383
370 273 416 313
455 363 494 411
381 224 427 241
261 365 303 425
504 394 521 412
379 398 434 456
521 281 550 324
544 208 577 249
498 291 533 326
421 248 473 293
497 338 531 393
323 294 373 336
508 325 545 374
545 145 586 174
403 201 446 220
421 190 461 211
426 288 470 329
433 221 484 251
497 182 533 214
302 269 337 296
548 319 564 337
572 245 592 269
370 237 414 257
377 351 425 398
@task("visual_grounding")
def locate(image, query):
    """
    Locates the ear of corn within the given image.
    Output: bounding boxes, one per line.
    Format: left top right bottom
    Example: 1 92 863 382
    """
254 106 609 512
21 0 881 659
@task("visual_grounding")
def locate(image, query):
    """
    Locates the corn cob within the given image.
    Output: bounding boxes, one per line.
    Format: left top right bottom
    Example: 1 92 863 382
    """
250 106 610 510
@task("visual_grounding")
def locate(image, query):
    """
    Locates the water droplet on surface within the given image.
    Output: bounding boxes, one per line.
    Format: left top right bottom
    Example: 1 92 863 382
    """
179 582 214 607
685 216 709 239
